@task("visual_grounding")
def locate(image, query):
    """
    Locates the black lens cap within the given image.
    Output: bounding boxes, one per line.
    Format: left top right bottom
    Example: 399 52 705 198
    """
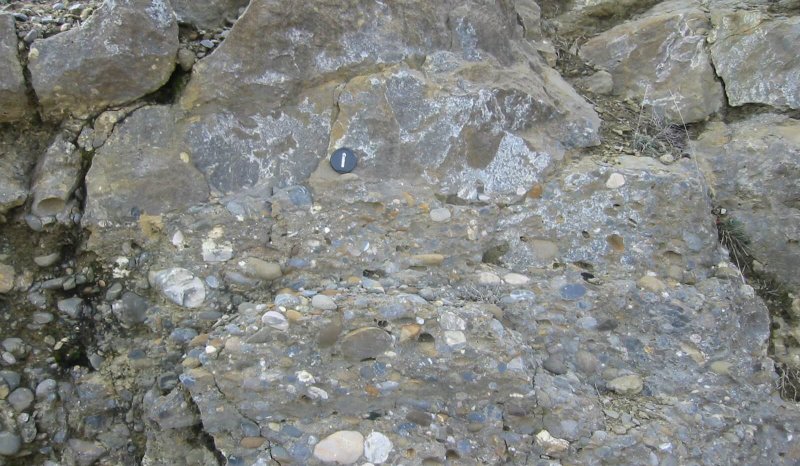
330 148 357 174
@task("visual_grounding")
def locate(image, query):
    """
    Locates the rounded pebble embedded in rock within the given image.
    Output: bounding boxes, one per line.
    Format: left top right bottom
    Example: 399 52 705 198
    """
313 430 364 464
543 353 567 375
311 294 337 310
444 331 467 350
429 207 451 222
607 374 644 395
637 275 666 292
503 273 529 285
0 264 14 294
33 252 60 267
560 284 586 300
8 387 34 412
410 254 445 266
478 272 501 285
364 431 393 464
262 311 289 331
606 173 625 189
35 379 58 400
240 258 282 281
341 327 393 360
0 431 22 456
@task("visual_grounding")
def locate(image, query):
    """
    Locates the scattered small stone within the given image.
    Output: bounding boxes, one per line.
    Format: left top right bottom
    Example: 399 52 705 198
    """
176 48 196 71
105 282 123 301
262 311 289 331
311 294 337 310
150 268 206 308
0 264 14 294
201 238 233 262
200 39 215 49
313 430 364 464
399 323 422 342
429 207 451 222
606 173 626 189
33 252 60 267
607 374 644 395
578 70 614 95
444 331 466 350
57 297 84 318
23 28 39 44
659 153 675 164
364 431 393 464
114 292 149 325
535 430 569 458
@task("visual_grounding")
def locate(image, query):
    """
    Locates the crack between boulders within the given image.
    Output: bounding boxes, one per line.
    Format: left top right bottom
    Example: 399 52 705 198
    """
14 28 44 123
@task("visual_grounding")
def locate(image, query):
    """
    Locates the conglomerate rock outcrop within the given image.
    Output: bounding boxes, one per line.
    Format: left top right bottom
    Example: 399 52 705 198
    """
0 0 799 464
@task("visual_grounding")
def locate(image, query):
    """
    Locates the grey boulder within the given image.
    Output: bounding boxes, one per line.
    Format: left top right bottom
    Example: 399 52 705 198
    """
0 14 31 122
28 0 178 120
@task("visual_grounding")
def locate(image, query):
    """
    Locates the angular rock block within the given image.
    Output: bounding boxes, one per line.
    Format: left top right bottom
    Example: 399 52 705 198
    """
580 4 723 123
695 114 800 290
28 0 178 120
83 106 209 227
710 11 800 110
0 14 31 122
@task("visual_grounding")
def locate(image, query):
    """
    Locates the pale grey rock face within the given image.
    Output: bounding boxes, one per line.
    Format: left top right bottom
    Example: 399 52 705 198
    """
695 114 800 289
579 4 724 123
0 14 31 123
710 11 800 109
320 61 599 197
170 0 249 29
28 0 178 120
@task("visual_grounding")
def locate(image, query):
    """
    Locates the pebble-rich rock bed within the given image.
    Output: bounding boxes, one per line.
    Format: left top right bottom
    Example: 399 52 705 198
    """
1 0 800 464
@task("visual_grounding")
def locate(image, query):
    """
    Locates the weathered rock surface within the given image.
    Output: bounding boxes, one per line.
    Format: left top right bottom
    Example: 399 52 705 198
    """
695 114 800 289
28 0 178 120
83 106 209 235
170 0 248 29
547 0 662 37
580 3 724 123
0 14 31 122
317 61 599 197
710 11 800 109
3 0 800 465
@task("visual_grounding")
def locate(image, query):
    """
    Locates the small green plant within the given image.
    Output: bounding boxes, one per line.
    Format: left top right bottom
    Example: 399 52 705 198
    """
715 212 800 401
716 216 752 276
